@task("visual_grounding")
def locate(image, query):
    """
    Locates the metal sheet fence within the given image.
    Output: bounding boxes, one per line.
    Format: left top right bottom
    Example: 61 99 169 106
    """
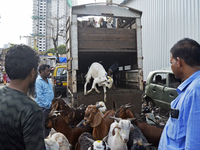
114 0 200 80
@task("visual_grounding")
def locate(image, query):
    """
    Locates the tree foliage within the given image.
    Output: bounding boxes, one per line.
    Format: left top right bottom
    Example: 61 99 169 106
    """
46 45 66 55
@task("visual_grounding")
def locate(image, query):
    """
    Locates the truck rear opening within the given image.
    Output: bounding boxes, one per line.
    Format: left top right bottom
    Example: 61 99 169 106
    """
66 3 143 113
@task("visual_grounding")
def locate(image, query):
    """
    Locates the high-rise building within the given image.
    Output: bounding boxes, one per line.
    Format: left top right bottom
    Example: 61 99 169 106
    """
32 0 77 52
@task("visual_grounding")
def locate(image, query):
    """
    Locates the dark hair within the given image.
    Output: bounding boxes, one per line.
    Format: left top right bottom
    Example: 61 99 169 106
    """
156 75 162 81
5 44 40 80
39 64 50 73
170 38 200 67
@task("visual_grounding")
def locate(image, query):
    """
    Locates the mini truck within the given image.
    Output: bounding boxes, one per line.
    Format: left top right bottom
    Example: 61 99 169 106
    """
66 3 143 114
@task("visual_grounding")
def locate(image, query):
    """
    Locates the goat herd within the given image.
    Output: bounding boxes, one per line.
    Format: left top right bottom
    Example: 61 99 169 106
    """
44 96 165 150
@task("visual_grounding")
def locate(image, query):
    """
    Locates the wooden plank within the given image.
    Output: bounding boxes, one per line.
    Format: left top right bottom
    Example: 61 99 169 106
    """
78 34 136 41
79 40 137 49
77 88 142 114
78 49 137 52
78 27 136 35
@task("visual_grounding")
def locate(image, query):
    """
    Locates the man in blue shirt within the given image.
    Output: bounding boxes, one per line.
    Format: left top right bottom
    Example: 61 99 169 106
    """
159 38 200 150
35 64 54 138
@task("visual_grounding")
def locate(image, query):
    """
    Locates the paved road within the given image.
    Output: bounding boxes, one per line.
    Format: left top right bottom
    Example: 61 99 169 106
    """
0 82 5 88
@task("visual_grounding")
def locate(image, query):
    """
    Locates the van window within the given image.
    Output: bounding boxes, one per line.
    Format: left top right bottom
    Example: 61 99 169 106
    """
56 68 64 76
151 73 167 85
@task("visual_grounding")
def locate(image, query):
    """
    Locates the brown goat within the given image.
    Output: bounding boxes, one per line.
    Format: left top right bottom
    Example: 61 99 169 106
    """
50 97 86 126
103 110 115 127
45 113 93 150
115 104 163 147
102 101 116 126
83 105 111 140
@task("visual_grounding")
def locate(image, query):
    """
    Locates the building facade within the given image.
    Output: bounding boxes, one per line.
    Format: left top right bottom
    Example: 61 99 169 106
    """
113 0 200 80
32 0 77 52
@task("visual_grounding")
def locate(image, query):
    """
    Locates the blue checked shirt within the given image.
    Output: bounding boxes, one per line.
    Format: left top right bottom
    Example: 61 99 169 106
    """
158 70 200 150
35 75 54 109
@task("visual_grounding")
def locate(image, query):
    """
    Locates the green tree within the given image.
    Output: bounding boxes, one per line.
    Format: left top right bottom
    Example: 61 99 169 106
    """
57 45 66 54
46 48 55 55
46 45 66 55
33 46 38 51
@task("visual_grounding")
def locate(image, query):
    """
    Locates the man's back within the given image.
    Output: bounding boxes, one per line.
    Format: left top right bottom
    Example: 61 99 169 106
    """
0 86 45 150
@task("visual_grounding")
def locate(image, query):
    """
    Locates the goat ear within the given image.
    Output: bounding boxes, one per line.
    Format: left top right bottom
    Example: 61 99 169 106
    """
126 109 135 118
112 128 115 136
112 126 118 136
90 111 102 127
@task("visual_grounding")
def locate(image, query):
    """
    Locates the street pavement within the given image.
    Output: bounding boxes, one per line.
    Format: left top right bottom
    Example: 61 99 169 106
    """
0 82 5 88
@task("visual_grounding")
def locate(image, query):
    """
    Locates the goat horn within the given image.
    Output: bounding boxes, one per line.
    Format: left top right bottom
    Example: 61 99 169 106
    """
96 105 104 109
127 118 136 121
143 143 152 147
109 116 121 122
57 94 62 99
102 135 108 142
54 110 63 113
125 103 134 108
85 137 95 144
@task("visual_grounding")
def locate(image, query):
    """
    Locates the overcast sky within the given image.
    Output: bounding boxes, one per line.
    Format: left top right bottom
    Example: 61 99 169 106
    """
0 0 106 48
0 0 33 48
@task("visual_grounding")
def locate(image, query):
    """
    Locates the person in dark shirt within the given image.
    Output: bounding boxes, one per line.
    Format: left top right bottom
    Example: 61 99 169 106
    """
107 62 119 89
0 45 46 150
99 18 107 28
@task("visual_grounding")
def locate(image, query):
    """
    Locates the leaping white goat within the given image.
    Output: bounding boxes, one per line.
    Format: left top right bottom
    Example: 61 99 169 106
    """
84 62 113 102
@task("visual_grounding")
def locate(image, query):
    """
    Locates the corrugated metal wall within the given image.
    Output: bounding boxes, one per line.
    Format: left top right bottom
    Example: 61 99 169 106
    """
114 0 200 80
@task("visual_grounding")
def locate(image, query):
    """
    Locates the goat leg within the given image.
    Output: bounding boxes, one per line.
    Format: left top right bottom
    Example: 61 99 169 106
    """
87 79 101 94
94 85 100 94
84 82 88 95
103 86 107 102
93 79 101 93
